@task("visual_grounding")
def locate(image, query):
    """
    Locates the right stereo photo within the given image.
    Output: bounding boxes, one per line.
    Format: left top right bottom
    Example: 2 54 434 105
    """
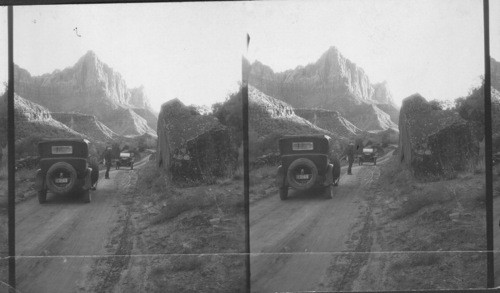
246 0 494 291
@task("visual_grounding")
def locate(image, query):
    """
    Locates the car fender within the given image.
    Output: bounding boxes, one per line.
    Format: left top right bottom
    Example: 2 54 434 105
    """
276 165 285 187
34 169 44 191
324 164 333 186
83 168 92 190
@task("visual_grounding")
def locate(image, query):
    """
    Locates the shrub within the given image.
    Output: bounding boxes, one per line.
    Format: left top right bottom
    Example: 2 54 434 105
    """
392 189 451 220
150 190 212 225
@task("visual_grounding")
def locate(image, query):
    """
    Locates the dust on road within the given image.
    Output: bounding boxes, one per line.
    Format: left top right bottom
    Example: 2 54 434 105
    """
15 157 149 293
250 152 390 292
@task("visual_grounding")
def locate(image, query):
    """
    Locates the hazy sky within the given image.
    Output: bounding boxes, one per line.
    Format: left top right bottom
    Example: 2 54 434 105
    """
0 1 499 110
247 0 499 107
10 3 246 112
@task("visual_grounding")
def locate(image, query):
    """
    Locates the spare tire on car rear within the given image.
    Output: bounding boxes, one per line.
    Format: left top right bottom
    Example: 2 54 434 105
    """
287 158 318 190
45 161 77 194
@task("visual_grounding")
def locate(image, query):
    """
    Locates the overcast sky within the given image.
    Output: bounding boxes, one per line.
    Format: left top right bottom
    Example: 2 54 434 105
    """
0 1 499 109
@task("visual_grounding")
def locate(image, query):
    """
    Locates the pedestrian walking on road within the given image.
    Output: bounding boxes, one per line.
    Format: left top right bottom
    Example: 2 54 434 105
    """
342 141 356 175
104 146 112 179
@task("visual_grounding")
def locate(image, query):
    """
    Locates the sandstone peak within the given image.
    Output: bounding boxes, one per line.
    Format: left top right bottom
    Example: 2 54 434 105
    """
14 51 157 137
249 46 399 131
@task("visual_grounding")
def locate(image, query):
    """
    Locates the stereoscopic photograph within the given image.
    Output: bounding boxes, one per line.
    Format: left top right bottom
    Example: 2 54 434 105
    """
1 0 499 292
2 3 246 292
246 0 495 291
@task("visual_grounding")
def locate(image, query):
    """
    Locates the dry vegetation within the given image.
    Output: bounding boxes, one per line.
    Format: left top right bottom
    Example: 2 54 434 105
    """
370 156 486 290
248 165 278 203
133 161 246 292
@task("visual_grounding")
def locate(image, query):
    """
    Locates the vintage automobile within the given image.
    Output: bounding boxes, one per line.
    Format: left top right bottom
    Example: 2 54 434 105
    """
359 147 377 165
276 135 341 200
34 138 99 203
116 152 134 170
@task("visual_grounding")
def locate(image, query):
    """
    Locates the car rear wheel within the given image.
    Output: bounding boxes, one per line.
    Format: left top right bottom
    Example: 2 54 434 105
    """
279 187 288 200
46 162 77 194
38 189 47 204
82 189 91 203
287 158 318 190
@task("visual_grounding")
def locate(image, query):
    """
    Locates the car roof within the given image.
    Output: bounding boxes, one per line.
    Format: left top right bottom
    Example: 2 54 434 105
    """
38 138 90 144
279 134 331 141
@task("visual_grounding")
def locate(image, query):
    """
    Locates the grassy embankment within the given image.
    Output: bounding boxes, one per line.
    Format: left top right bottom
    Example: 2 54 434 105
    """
133 161 246 292
371 155 488 290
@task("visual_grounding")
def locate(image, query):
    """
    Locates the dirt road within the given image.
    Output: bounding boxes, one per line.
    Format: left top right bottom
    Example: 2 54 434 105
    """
15 156 150 293
250 152 393 292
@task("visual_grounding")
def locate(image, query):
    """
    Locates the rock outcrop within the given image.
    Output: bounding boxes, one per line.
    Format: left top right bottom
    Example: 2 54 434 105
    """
398 94 479 178
103 107 157 137
157 99 237 181
294 108 361 137
248 86 341 156
0 93 84 157
14 50 157 136
51 112 118 143
248 46 399 131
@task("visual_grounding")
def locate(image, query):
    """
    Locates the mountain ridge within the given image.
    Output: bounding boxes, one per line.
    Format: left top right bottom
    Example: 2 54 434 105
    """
14 50 157 137
248 46 400 132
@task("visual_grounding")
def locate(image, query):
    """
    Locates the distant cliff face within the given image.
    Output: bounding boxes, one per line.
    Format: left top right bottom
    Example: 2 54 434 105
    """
294 108 361 138
0 93 84 144
51 112 119 143
249 46 399 131
14 50 157 136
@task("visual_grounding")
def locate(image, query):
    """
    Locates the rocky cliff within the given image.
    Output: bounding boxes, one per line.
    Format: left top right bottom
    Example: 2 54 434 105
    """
248 86 333 138
294 108 361 137
248 86 341 156
14 50 157 136
0 93 84 151
248 46 399 131
51 112 119 143
398 94 479 178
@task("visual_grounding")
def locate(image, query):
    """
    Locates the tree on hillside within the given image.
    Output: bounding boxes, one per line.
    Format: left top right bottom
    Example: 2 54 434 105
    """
212 89 243 146
429 99 443 110
454 84 484 124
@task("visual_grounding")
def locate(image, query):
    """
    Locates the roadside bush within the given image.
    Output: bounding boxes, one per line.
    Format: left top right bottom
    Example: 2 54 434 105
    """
139 161 167 194
150 190 212 225
392 188 452 220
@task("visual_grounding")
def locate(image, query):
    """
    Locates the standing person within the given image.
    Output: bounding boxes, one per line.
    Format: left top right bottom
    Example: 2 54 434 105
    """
104 146 112 179
342 141 356 175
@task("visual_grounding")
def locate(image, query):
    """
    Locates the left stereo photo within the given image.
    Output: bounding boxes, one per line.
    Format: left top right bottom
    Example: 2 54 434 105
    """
9 3 247 293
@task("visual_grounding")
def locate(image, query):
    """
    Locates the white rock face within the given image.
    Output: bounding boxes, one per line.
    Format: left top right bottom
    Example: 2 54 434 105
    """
14 50 157 136
248 46 400 131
